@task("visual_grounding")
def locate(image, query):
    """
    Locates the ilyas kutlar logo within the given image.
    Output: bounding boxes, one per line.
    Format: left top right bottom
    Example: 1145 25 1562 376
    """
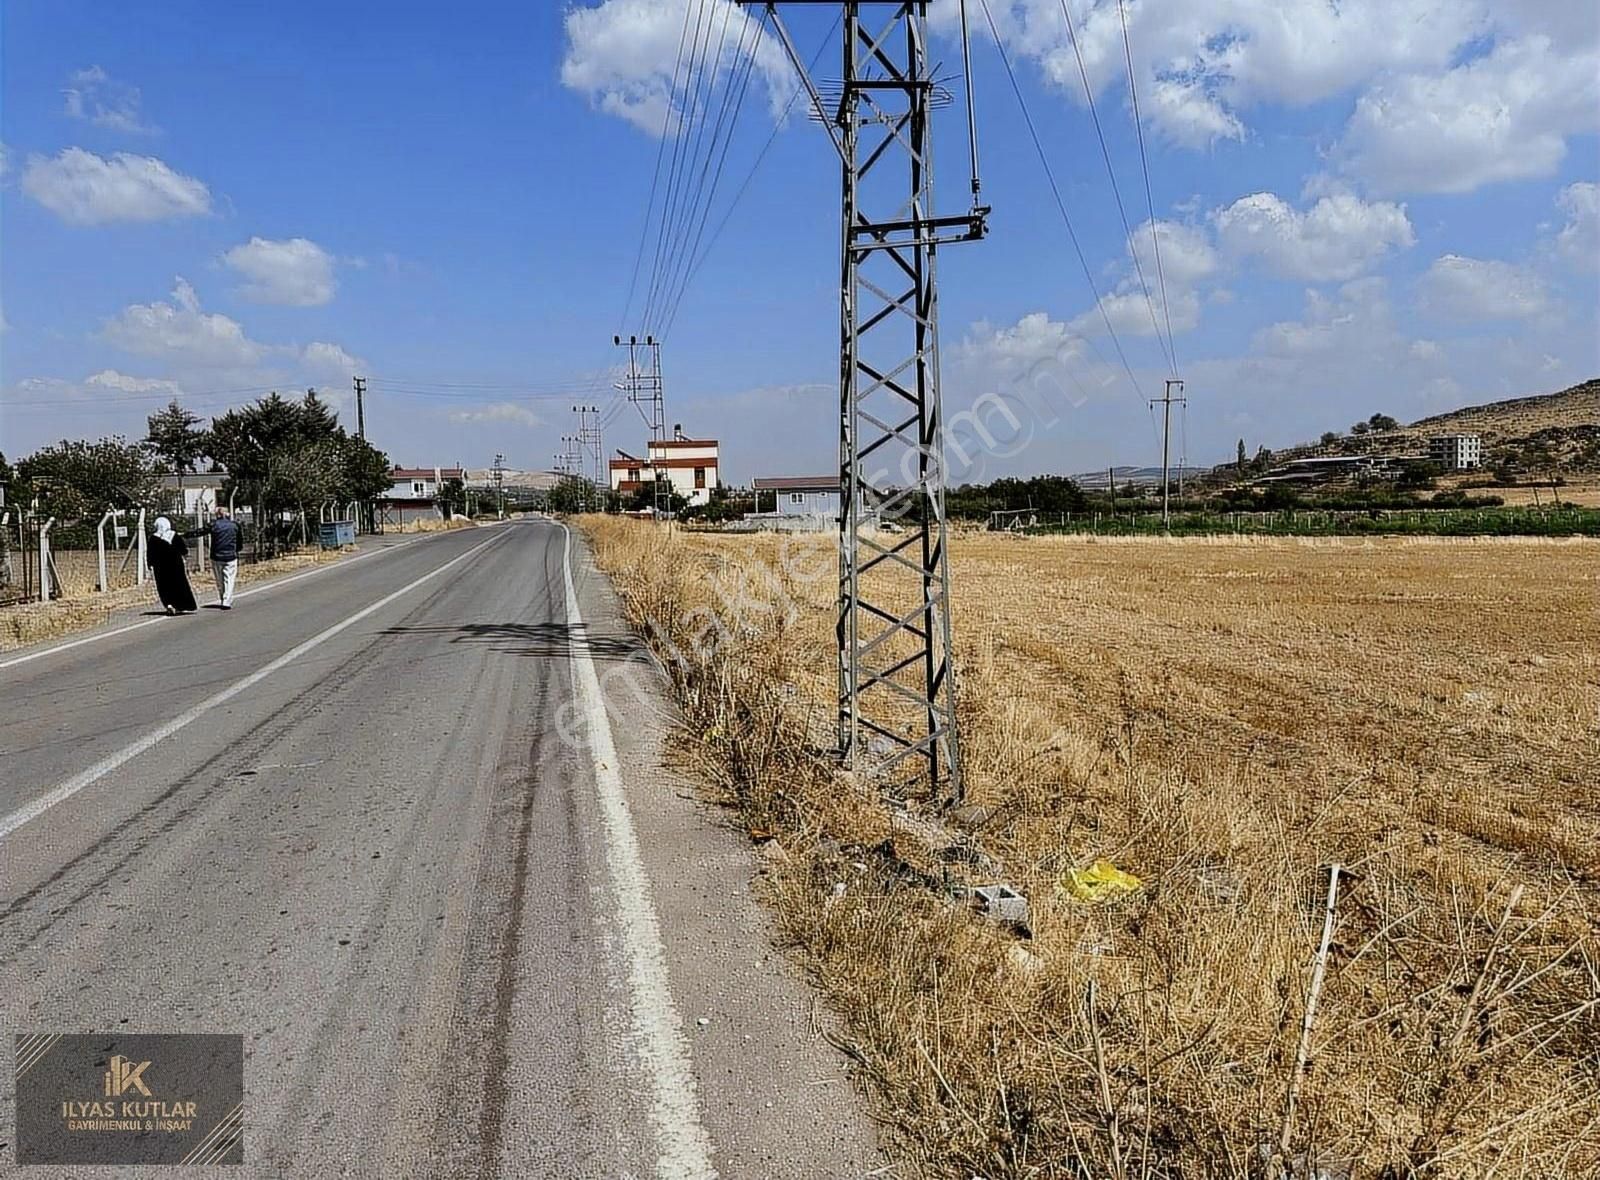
104 1054 152 1097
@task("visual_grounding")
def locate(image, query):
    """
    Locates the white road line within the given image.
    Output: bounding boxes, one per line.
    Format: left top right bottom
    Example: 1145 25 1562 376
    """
557 522 717 1180
0 531 508 842
0 530 468 672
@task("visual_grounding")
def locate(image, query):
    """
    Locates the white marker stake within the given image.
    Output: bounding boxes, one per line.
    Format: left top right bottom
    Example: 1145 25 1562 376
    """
558 523 717 1180
0 532 508 841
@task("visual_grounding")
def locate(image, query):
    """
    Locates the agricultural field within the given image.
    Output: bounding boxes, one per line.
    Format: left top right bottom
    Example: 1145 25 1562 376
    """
585 519 1600 1178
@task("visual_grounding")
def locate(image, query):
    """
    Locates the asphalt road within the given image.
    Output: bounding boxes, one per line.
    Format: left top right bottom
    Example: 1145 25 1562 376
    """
0 519 883 1178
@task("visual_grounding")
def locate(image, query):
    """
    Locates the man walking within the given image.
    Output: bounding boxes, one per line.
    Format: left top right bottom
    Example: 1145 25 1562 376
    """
209 506 242 610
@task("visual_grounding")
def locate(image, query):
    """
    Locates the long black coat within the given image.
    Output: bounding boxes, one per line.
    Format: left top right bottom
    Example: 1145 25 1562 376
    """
148 534 197 613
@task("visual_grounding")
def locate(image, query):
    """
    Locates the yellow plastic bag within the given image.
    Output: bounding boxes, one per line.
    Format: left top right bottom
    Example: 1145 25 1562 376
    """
1060 859 1143 903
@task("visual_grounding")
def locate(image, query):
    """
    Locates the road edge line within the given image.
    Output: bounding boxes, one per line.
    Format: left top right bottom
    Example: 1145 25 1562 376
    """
557 521 717 1179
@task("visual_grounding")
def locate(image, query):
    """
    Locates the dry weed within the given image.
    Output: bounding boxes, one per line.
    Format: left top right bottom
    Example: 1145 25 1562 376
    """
583 518 1600 1178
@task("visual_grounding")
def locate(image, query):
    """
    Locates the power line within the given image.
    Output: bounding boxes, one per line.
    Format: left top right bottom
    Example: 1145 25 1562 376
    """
656 6 767 338
976 0 1145 402
1116 0 1177 375
1056 0 1174 374
642 0 723 334
618 0 699 335
660 11 840 341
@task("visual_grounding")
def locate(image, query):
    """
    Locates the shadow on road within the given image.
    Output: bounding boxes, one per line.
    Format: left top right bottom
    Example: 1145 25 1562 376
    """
378 621 643 661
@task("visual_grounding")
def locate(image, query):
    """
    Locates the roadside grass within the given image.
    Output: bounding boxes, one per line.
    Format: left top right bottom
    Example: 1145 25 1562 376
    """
582 517 1600 1178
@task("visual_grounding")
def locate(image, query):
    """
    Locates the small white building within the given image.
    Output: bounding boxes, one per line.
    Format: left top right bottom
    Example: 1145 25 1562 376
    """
1428 433 1483 470
609 431 720 507
754 476 838 519
378 465 465 526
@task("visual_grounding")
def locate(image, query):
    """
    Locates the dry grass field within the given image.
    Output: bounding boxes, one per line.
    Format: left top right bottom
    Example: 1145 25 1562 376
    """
584 519 1600 1179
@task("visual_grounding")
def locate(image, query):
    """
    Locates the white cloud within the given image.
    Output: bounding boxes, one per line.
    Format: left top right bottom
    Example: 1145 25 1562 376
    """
561 0 793 136
222 237 337 306
449 402 542 427
1418 255 1552 322
1145 78 1243 149
1073 218 1215 340
967 0 1483 148
300 341 365 378
1133 219 1218 287
1336 36 1600 194
1554 182 1599 271
103 278 267 367
21 148 210 225
83 370 184 396
1214 192 1414 281
1251 277 1395 357
961 311 1089 371
63 65 157 135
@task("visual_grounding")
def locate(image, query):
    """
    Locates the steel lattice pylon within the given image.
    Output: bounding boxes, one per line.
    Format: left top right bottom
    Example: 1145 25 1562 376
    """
754 1 987 799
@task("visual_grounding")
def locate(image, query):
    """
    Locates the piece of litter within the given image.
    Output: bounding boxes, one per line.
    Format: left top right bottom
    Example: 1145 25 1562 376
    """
1060 859 1142 903
696 1017 710 1028
969 884 1031 930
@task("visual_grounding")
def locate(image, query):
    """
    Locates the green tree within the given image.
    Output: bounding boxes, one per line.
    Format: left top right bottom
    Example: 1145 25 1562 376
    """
1351 420 1371 436
209 390 385 551
14 437 158 518
335 436 392 503
1236 438 1247 471
1320 431 1340 446
436 477 467 517
1368 412 1399 432
625 478 686 515
146 400 210 514
145 400 209 478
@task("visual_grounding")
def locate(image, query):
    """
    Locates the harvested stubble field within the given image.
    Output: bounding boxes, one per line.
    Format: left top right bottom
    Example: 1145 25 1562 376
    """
584 518 1600 1179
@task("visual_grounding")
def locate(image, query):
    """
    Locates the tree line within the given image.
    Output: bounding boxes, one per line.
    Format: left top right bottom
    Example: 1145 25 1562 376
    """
4 392 391 545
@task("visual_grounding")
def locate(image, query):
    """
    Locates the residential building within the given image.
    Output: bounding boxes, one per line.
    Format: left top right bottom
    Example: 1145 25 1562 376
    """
1428 433 1483 470
753 475 838 519
377 465 465 526
608 429 720 507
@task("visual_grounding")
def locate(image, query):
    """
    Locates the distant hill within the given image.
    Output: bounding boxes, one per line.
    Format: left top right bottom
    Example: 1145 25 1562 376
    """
1209 379 1600 481
1409 380 1599 438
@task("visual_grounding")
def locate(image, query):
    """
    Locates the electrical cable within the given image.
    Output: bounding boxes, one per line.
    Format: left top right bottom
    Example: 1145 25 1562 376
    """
976 0 1146 402
1057 0 1173 374
617 0 698 336
1116 0 1177 376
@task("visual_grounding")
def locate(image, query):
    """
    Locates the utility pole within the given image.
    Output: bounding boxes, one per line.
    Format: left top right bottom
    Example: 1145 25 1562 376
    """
353 376 367 441
1108 466 1117 523
740 0 989 801
613 335 668 517
573 405 603 511
1150 379 1186 530
492 452 506 519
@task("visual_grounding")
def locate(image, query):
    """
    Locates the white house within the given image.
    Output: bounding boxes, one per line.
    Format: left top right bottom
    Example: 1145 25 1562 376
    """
378 465 465 526
609 430 719 508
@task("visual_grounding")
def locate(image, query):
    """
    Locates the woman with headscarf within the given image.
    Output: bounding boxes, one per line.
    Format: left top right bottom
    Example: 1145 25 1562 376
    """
148 516 198 615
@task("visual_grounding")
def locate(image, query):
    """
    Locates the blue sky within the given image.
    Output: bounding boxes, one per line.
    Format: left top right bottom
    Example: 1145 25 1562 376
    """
2 0 1596 483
